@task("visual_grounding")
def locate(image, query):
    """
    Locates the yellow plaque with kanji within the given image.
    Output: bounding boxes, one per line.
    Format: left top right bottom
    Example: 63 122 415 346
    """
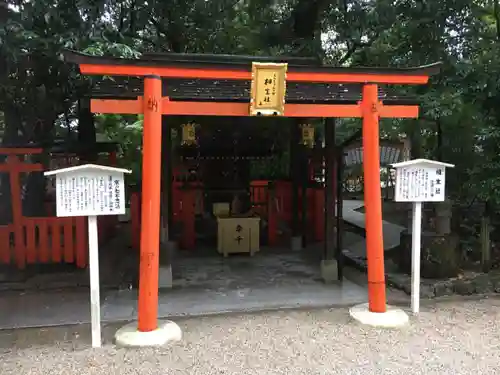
301 124 315 148
181 122 197 146
250 62 288 116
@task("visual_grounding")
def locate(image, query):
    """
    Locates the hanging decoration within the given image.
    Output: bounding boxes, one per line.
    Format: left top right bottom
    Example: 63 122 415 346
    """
181 122 197 146
250 62 288 116
300 124 315 148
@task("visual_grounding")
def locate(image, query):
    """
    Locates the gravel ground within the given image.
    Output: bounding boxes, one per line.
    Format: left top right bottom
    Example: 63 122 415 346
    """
1 298 500 375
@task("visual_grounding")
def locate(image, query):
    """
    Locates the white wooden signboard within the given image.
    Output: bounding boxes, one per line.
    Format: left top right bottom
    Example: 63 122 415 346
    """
393 161 449 203
50 167 128 217
45 164 131 348
391 159 454 315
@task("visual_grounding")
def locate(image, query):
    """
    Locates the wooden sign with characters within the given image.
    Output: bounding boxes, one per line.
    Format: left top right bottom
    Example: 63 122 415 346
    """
391 159 454 314
44 164 131 348
249 62 287 116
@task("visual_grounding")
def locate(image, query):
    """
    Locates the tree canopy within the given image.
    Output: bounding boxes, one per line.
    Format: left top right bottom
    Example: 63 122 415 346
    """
1 0 500 209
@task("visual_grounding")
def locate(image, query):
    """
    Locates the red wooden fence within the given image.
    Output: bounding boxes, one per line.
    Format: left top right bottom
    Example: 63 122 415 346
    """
0 217 87 269
0 148 89 269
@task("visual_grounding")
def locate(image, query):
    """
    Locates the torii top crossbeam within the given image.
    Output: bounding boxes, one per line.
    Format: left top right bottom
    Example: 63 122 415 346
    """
63 49 440 336
65 50 439 83
64 50 440 118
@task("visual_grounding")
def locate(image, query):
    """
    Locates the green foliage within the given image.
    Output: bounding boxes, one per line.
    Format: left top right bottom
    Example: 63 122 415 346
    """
94 114 143 185
250 153 289 180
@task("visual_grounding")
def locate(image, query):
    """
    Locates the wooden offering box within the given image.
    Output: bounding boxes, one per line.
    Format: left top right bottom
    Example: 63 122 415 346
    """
216 215 260 257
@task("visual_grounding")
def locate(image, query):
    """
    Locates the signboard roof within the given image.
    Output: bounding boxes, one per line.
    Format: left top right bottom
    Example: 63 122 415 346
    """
44 164 132 177
391 158 454 169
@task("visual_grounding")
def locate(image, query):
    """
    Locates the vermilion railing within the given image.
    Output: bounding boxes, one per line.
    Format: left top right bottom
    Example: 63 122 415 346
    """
0 217 87 269
0 148 115 269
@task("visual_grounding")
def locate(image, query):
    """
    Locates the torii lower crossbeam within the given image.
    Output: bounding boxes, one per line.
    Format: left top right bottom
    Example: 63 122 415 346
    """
91 99 419 118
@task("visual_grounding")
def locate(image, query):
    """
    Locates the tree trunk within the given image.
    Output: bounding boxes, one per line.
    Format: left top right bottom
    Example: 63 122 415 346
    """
22 116 54 217
77 98 97 162
409 119 422 159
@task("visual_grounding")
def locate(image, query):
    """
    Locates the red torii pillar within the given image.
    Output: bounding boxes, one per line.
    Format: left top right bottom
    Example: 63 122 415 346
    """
138 76 163 332
361 84 386 313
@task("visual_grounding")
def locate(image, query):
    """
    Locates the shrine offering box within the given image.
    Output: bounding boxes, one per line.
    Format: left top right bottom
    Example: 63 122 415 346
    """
216 215 260 256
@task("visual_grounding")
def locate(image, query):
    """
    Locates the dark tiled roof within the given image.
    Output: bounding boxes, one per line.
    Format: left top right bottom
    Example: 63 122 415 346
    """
65 50 441 75
92 77 418 105
140 52 320 66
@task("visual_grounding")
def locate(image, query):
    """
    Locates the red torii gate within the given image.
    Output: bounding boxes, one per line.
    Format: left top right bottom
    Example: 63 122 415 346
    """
64 50 439 334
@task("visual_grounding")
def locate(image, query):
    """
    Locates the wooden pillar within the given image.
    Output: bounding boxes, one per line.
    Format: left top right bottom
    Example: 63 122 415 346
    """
335 151 343 281
268 183 278 246
290 122 300 237
108 151 117 166
324 119 335 260
300 147 308 247
77 97 97 163
138 75 163 332
313 143 325 242
313 187 324 242
180 188 196 250
361 84 386 313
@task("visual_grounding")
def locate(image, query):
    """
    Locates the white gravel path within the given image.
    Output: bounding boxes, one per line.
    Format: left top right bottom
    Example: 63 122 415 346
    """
1 298 500 375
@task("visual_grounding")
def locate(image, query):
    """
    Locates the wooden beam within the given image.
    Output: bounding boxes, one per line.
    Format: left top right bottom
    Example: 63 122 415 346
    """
0 148 44 155
380 105 419 118
91 98 420 118
0 164 43 172
79 64 430 84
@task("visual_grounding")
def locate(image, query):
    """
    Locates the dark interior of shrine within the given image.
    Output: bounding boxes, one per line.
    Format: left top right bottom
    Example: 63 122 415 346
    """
141 114 341 294
162 115 326 251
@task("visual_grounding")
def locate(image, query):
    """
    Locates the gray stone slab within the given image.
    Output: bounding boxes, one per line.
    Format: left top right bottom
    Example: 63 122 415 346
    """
112 280 367 320
0 247 369 330
0 280 367 330
342 200 405 257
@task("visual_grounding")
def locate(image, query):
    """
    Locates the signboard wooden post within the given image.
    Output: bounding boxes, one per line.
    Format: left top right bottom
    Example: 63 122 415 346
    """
391 159 454 314
44 164 131 347
250 62 288 116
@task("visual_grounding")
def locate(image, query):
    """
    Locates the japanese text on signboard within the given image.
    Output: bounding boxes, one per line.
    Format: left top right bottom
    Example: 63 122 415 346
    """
257 73 279 107
55 171 126 217
395 166 445 202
